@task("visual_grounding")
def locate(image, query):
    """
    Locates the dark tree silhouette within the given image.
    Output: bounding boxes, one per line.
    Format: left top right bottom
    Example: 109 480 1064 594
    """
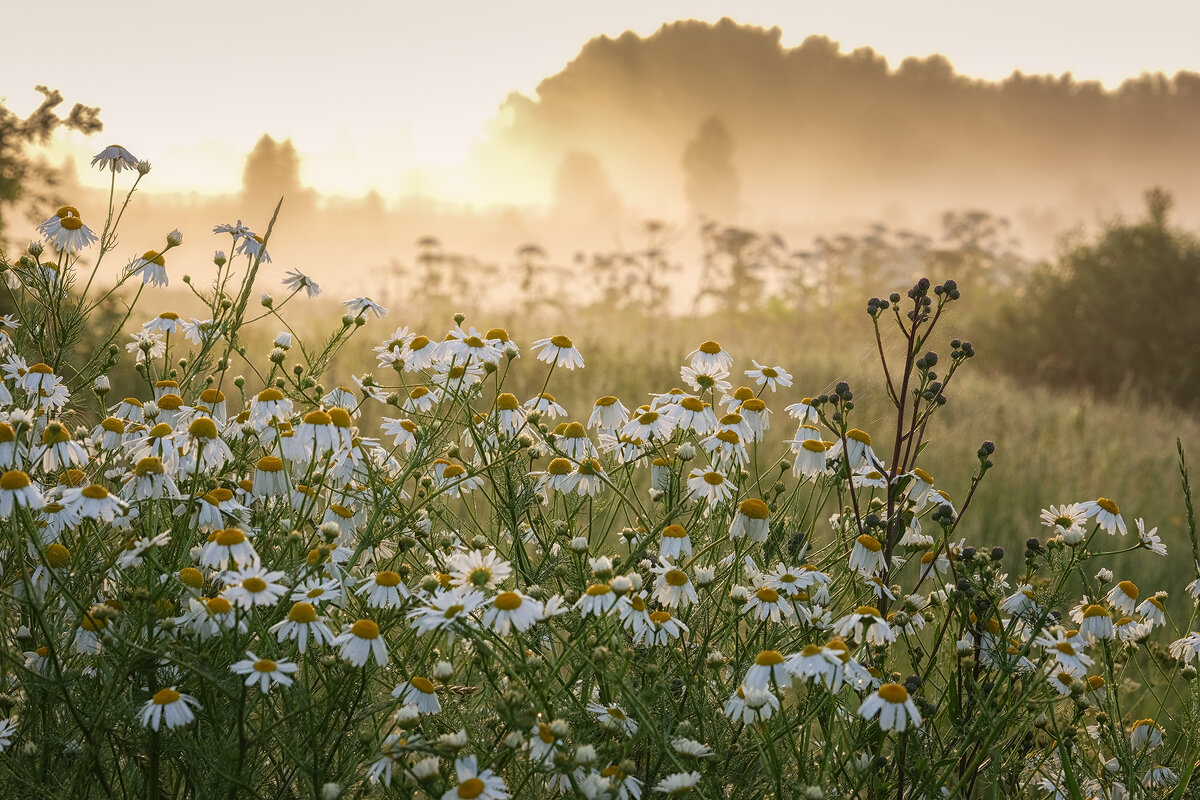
0 86 102 244
682 115 739 223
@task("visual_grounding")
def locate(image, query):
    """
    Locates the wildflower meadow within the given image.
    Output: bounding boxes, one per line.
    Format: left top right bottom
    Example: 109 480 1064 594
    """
0 147 1198 800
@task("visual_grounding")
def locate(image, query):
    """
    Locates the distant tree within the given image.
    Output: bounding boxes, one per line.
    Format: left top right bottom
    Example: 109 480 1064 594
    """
0 86 102 244
242 134 313 215
682 115 739 223
995 188 1200 407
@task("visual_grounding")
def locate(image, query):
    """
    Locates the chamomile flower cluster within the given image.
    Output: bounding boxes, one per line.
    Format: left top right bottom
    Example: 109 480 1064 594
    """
1 167 1196 799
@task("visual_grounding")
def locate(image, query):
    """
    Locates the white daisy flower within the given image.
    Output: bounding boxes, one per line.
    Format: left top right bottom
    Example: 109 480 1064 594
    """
685 467 733 505
342 296 387 319
729 498 770 542
132 250 169 287
849 534 886 576
588 701 638 736
408 588 484 634
650 562 698 608
588 395 629 430
858 683 922 731
1106 580 1140 615
60 484 127 523
531 335 584 370
441 755 509 800
653 771 701 796
269 601 336 653
356 570 410 609
1034 630 1094 674
1131 718 1163 750
745 361 791 391
1080 497 1126 535
331 618 388 667
0 470 45 517
45 213 98 253
230 652 298 693
91 144 138 172
393 676 441 714
221 565 288 609
282 268 321 297
138 687 200 731
483 591 542 635
1078 605 1115 641
1137 518 1166 555
449 549 512 591
686 340 733 372
236 234 271 263
577 583 619 617
633 609 689 646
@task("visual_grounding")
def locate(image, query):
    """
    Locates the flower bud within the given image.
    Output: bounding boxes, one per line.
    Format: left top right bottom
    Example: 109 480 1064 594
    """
166 229 183 247
214 251 227 267
137 160 152 176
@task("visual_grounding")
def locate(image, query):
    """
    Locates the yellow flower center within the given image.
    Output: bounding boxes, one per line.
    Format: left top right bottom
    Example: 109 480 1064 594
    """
1096 497 1119 514
738 498 769 519
755 649 784 666
755 587 780 603
662 525 687 539
878 683 909 703
179 568 203 589
703 472 724 486
350 619 380 639
846 429 871 445
257 456 283 473
1118 580 1138 599
664 569 688 587
253 658 277 673
0 470 32 490
856 534 882 553
698 341 722 355
214 529 246 546
586 583 612 596
547 457 573 476
206 597 233 614
81 484 109 499
46 543 70 568
375 571 401 587
152 688 181 706
549 334 574 348
303 410 332 426
243 577 268 593
493 591 523 611
288 602 318 623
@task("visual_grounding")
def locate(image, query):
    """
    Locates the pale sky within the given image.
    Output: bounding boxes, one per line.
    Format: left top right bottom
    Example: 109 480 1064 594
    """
7 0 1199 200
